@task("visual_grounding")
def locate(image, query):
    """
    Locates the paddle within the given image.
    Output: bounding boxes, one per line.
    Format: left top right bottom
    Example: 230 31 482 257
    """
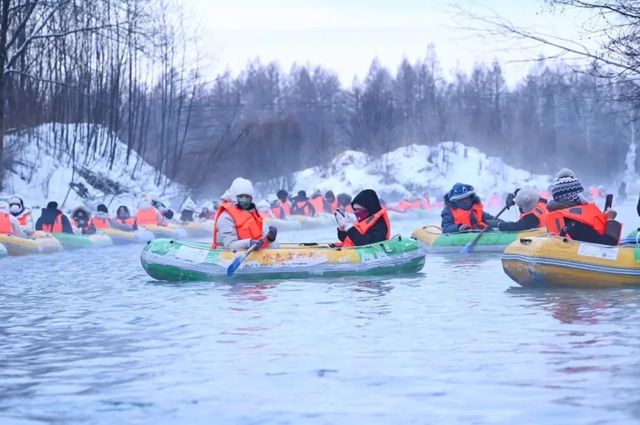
459 205 509 255
226 237 266 277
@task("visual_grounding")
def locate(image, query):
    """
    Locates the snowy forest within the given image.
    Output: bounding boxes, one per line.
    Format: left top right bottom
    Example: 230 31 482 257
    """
0 0 638 197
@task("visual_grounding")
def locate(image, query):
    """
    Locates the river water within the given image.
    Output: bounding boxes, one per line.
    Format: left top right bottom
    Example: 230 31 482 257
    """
1 209 640 424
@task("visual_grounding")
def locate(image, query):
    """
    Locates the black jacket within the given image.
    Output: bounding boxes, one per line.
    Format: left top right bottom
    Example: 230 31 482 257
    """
35 207 74 234
337 189 388 246
497 213 540 232
547 200 617 246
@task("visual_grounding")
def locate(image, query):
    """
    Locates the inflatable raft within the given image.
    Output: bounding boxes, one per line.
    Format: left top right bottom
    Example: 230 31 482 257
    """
176 221 213 238
502 235 640 288
141 236 426 281
52 232 113 250
412 225 545 253
139 224 188 239
100 227 155 244
0 232 63 255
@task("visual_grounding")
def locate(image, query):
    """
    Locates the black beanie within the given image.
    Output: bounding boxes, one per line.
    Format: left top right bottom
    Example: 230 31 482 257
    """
97 204 108 213
47 201 58 209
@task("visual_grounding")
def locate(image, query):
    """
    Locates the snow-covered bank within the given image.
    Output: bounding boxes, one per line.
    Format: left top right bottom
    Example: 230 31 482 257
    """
1 123 185 210
274 142 554 201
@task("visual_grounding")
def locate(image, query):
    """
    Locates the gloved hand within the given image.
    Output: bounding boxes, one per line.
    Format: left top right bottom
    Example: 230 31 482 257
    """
335 210 353 231
604 208 617 220
458 224 469 232
250 238 265 248
267 225 278 242
486 219 500 229
505 193 516 209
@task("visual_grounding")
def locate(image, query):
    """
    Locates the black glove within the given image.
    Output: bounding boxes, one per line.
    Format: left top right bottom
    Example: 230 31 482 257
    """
505 193 516 209
267 225 277 242
250 238 265 248
486 219 500 229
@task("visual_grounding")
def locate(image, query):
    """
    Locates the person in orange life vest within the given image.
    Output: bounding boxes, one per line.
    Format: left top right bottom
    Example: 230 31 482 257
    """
35 201 74 234
150 194 175 222
92 204 132 230
309 190 325 214
336 189 390 247
213 177 278 250
488 186 546 231
322 190 338 213
136 194 167 227
72 206 97 235
545 172 618 246
291 190 316 216
256 200 274 219
336 193 353 213
9 196 34 232
116 205 136 227
271 190 291 219
0 201 25 236
441 183 495 233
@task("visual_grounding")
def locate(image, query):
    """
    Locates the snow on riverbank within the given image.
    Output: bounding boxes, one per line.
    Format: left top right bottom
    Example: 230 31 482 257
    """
277 142 553 201
1 123 186 210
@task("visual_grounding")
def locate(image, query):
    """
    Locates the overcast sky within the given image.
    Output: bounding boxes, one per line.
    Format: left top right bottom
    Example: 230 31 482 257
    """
184 0 594 86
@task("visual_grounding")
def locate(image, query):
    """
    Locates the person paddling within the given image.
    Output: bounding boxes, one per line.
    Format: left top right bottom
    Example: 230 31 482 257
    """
441 183 495 233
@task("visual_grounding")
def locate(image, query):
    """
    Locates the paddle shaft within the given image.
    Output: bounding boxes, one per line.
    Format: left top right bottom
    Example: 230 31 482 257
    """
462 204 510 253
226 238 265 277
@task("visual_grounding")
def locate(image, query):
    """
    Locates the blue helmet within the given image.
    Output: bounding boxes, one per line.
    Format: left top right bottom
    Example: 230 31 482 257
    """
449 183 475 201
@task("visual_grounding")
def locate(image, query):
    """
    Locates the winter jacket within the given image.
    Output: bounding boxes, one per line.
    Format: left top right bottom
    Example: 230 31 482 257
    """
441 193 494 234
497 214 540 232
337 189 389 246
35 207 74 234
214 204 280 250
546 199 617 246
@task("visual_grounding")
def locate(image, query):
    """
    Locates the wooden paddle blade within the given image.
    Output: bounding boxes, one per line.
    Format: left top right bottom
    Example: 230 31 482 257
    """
459 242 472 255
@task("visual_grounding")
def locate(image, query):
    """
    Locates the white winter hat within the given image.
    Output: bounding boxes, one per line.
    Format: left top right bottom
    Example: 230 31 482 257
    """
514 186 539 213
139 193 151 203
555 168 576 181
229 177 254 198
220 190 234 203
256 200 270 211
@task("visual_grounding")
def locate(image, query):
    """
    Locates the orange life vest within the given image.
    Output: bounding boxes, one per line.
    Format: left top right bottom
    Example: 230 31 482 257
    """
212 203 266 249
410 200 421 210
16 212 30 227
343 208 391 247
396 200 412 212
546 203 607 237
281 200 291 216
116 217 135 226
310 196 324 214
0 211 12 234
42 213 64 233
450 204 487 229
292 201 314 217
519 202 548 227
91 217 111 229
136 207 159 226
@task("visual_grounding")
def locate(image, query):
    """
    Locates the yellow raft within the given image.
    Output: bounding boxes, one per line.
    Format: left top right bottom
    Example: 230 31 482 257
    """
139 224 188 239
502 235 640 288
99 227 155 244
176 221 213 238
0 232 63 255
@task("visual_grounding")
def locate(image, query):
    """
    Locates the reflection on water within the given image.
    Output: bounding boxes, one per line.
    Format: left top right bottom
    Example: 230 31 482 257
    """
1 225 639 424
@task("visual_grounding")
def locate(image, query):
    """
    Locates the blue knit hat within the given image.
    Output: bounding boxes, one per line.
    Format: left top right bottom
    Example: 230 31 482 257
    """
551 176 584 203
449 183 475 201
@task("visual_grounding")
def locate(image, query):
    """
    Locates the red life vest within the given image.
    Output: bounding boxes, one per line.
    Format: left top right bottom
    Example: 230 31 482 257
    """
16 211 31 227
310 196 325 214
281 200 291 216
546 203 607 237
449 204 487 229
212 203 266 249
116 217 135 226
42 213 64 233
91 217 111 229
0 211 12 234
519 202 548 227
136 207 159 226
292 201 314 217
343 208 391 247
396 200 412 212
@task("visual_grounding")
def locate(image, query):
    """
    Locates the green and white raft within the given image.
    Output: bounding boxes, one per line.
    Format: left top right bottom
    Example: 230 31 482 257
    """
412 225 546 253
0 243 7 258
52 232 113 250
141 236 426 281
